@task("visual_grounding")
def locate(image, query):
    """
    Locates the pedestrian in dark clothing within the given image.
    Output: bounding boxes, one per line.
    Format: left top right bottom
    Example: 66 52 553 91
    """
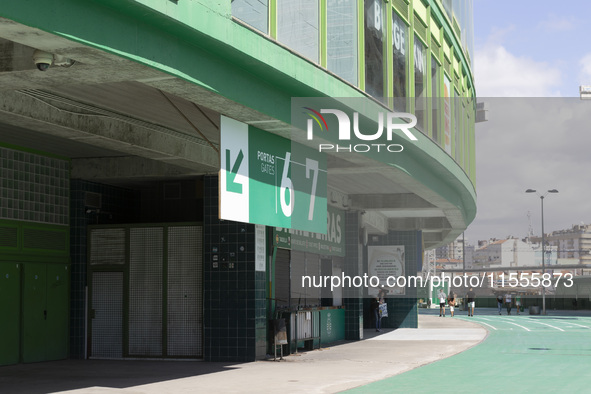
466 288 476 316
371 297 381 332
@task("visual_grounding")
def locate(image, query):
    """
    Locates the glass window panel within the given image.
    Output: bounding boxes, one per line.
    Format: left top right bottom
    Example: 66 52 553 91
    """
443 74 452 154
452 0 474 64
414 37 427 131
460 100 465 167
464 101 470 170
454 91 461 161
364 0 386 103
431 55 440 143
327 0 358 85
277 0 319 63
392 11 407 111
231 0 269 34
442 0 452 21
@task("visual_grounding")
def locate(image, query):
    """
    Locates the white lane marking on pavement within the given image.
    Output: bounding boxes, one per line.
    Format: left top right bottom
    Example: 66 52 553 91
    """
497 319 531 332
473 321 497 331
551 321 589 330
528 320 565 332
477 317 493 321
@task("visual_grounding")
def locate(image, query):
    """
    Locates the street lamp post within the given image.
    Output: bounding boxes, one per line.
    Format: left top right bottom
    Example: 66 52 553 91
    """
525 189 559 315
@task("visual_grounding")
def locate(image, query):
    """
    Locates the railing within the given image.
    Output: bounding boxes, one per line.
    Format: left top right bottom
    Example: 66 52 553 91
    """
277 307 345 354
290 311 319 342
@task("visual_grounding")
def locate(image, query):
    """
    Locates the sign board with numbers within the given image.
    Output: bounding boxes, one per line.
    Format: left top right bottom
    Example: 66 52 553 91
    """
220 116 327 233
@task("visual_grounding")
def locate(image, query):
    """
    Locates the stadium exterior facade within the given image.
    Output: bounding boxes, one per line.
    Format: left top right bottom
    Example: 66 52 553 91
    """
0 0 476 364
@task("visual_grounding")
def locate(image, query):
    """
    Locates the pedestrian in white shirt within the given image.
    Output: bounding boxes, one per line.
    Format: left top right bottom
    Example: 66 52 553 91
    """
438 288 447 317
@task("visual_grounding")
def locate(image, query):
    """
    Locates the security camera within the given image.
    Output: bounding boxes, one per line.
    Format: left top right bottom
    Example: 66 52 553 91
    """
53 55 75 68
33 49 53 71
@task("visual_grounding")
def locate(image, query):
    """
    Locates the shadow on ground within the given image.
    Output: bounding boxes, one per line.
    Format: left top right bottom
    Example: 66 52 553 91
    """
0 359 240 393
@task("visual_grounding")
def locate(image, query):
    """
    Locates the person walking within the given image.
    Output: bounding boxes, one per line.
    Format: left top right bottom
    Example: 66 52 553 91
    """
497 294 503 315
466 287 476 316
378 288 388 304
371 297 381 332
438 288 447 317
378 289 388 326
504 293 512 315
515 294 522 315
447 291 456 317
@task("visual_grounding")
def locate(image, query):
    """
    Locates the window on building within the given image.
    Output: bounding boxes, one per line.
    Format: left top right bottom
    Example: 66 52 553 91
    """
231 0 269 34
414 36 427 131
461 98 466 169
392 11 407 111
364 0 386 102
277 0 319 63
464 98 471 171
431 55 440 143
327 0 358 85
443 73 452 154
442 0 452 21
453 89 462 162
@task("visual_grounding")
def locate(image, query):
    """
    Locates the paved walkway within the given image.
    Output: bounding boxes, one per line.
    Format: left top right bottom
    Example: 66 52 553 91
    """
0 314 486 394
348 308 591 394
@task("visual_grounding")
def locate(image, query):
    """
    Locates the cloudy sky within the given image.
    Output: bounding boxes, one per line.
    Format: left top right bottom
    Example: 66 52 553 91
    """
465 0 591 243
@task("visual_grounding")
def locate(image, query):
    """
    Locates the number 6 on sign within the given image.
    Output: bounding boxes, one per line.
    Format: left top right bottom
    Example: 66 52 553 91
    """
306 158 319 221
280 152 294 217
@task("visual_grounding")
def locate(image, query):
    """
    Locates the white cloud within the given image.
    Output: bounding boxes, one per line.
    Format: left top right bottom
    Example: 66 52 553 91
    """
474 44 562 97
466 98 591 243
484 25 515 45
537 15 576 32
579 53 591 84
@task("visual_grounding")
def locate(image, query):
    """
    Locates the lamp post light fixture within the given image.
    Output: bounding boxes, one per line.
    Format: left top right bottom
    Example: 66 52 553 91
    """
525 188 559 315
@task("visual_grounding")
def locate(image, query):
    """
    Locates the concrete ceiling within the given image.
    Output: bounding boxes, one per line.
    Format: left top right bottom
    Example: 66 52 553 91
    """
0 120 123 159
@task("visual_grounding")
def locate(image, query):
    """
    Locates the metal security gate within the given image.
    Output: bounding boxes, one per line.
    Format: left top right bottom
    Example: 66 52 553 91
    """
91 272 123 358
275 249 290 308
167 226 202 356
88 224 203 359
129 227 163 356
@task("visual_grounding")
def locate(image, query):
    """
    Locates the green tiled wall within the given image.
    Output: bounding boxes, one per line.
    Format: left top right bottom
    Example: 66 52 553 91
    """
0 147 69 225
203 175 267 362
344 211 363 340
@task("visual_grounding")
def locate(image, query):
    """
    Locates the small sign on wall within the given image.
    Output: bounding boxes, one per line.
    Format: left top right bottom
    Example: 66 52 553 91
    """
368 245 406 296
255 224 266 272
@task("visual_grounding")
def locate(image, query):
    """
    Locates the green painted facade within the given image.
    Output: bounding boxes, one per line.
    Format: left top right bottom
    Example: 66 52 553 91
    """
0 0 477 364
0 220 70 365
0 262 21 366
0 0 476 226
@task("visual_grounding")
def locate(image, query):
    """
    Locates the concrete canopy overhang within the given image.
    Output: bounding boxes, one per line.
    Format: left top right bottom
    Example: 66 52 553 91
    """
0 3 475 249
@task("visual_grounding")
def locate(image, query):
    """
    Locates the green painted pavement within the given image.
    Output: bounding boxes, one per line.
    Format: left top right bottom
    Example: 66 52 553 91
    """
348 312 591 393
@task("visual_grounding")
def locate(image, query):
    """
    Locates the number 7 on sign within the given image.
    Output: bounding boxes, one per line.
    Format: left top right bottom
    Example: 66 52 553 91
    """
306 158 319 221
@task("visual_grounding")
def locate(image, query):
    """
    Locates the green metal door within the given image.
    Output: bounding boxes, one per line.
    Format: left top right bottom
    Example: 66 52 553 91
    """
0 263 21 366
22 263 47 363
45 264 69 360
22 263 70 363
